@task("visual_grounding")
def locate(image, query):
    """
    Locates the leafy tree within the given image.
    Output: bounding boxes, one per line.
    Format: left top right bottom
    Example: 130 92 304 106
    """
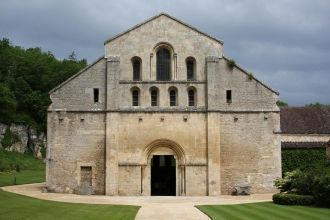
0 83 17 123
276 100 288 107
0 38 87 132
306 102 330 107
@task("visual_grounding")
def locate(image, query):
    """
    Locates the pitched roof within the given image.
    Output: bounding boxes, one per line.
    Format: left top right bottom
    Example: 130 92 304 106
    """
281 141 328 149
104 13 223 45
280 107 330 134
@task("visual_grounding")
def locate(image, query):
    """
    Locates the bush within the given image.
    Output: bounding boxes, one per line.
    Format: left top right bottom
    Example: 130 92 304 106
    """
274 163 330 207
312 175 330 207
273 193 314 206
275 170 315 195
282 148 326 174
227 59 236 69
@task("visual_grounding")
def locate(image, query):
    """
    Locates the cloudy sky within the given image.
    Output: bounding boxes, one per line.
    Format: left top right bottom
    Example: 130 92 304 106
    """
1 0 329 106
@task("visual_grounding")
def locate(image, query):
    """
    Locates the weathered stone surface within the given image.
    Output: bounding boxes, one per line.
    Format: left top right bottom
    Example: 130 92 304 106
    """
0 123 45 158
46 13 281 196
232 185 251 195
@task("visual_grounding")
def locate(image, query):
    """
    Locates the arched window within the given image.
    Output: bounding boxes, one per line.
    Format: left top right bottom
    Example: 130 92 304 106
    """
150 87 159 106
186 57 196 81
188 89 196 106
132 89 140 106
132 57 141 81
169 88 177 106
157 48 171 81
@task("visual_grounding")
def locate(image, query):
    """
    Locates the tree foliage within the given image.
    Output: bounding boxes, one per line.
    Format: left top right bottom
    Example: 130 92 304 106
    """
282 148 326 174
0 38 87 131
276 100 288 107
306 102 330 107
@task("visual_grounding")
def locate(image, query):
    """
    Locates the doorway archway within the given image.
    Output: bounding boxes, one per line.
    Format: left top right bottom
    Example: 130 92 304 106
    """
141 139 186 196
151 155 176 196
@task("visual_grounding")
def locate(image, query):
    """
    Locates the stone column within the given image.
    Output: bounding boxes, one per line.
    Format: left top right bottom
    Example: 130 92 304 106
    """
206 56 221 196
105 56 120 195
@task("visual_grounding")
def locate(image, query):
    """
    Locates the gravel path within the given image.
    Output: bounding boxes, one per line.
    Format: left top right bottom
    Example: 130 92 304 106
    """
1 183 273 220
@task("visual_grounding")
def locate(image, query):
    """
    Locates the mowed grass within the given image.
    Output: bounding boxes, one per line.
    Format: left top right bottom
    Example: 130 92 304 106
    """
0 149 45 186
196 202 330 220
0 189 140 220
0 169 45 186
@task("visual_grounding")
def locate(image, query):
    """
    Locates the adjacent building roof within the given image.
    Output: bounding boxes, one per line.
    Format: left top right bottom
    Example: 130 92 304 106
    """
281 141 328 149
281 107 330 134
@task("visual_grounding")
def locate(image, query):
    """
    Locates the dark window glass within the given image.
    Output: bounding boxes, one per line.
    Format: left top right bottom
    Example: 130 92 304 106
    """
157 48 171 81
188 90 195 106
132 90 139 106
226 90 232 103
169 90 176 106
151 90 158 106
187 60 194 80
133 59 141 81
93 88 99 103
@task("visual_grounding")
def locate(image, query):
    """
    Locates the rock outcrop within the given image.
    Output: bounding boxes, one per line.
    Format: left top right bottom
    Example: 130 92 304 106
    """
0 123 46 158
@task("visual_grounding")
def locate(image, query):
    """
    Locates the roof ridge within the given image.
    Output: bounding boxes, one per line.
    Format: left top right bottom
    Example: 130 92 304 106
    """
104 13 223 45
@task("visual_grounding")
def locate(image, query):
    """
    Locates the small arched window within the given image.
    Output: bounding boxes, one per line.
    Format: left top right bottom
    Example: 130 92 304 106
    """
150 87 159 106
188 89 196 106
132 57 141 81
169 88 177 106
157 48 171 81
186 57 196 81
132 89 140 106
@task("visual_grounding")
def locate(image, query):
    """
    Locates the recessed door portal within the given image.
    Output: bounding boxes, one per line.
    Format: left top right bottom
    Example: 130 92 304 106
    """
151 155 176 196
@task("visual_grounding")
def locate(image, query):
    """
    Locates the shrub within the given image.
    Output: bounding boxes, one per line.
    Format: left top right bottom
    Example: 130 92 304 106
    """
227 59 236 69
312 175 330 207
248 72 254 80
273 193 314 206
282 148 326 174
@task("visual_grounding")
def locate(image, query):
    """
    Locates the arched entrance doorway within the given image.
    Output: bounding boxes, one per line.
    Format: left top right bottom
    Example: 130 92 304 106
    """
141 139 186 196
151 155 176 196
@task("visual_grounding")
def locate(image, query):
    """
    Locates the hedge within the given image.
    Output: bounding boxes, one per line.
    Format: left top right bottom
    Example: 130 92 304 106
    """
282 148 326 174
273 193 314 206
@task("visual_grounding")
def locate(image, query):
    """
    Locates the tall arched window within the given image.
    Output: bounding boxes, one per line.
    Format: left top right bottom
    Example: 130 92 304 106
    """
132 57 141 81
188 89 196 106
132 89 140 106
150 88 159 106
186 57 196 81
157 48 171 81
169 88 177 106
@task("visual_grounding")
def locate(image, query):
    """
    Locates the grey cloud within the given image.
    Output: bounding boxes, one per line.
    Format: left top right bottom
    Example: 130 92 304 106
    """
0 0 329 106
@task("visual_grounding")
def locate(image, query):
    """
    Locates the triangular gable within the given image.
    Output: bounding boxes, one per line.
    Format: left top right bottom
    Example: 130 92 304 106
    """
104 12 223 45
223 56 279 95
49 56 104 94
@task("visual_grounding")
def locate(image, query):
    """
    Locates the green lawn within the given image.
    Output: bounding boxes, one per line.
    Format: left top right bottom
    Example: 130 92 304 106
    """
0 149 45 186
0 169 45 186
0 189 140 220
196 202 330 220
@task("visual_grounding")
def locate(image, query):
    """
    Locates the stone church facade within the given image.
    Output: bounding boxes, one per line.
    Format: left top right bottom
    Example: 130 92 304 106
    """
46 13 281 196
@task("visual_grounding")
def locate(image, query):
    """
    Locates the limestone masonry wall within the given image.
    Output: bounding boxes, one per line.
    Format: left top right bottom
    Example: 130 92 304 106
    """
46 14 281 196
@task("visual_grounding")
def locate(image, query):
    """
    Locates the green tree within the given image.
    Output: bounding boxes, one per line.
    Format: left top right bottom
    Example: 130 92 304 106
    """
277 100 288 107
0 38 87 131
0 83 17 123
